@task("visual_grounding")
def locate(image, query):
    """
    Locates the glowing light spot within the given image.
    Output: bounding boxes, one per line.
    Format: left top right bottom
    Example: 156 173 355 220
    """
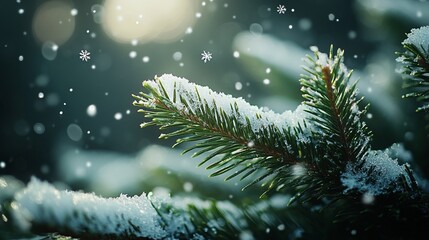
86 104 97 117
33 1 75 45
263 79 270 85
235 82 243 90
70 8 78 16
129 51 137 58
114 112 122 120
101 0 197 44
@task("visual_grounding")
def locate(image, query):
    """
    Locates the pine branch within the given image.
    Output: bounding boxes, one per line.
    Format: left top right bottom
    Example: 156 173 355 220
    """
134 47 417 199
397 26 429 126
6 178 329 240
133 75 315 195
300 46 371 171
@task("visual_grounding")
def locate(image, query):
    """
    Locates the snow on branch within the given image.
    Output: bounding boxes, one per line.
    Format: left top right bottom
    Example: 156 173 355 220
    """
12 177 170 238
341 145 413 196
402 25 429 54
141 74 311 136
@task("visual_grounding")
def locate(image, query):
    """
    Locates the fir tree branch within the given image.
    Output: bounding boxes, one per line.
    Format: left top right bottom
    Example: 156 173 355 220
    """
397 26 429 124
133 75 314 194
300 46 371 171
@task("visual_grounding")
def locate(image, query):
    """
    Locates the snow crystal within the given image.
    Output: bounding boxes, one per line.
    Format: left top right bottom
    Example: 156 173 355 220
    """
12 178 168 238
144 74 312 137
341 148 410 195
402 25 429 53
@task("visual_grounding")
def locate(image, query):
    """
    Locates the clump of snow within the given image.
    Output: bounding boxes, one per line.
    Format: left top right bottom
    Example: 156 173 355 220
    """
12 177 168 238
402 25 429 53
341 148 411 196
385 143 412 163
143 74 312 141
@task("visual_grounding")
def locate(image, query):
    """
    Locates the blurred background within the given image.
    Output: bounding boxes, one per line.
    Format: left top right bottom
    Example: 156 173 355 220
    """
0 0 428 199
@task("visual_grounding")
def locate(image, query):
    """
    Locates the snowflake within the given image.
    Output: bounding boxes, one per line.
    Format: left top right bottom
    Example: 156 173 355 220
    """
201 51 212 63
79 50 91 62
277 5 286 14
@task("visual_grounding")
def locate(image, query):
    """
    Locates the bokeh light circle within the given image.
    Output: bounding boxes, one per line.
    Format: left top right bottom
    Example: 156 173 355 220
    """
101 0 197 44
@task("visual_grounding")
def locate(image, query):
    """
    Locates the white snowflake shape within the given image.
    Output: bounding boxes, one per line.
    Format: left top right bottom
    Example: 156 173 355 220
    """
277 5 286 14
201 51 212 63
79 50 91 62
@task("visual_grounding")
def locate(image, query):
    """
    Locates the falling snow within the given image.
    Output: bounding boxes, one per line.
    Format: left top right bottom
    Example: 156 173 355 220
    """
277 5 286 14
201 51 212 63
79 50 91 62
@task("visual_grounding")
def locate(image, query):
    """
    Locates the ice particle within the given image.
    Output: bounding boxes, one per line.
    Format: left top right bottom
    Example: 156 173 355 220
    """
18 55 24 61
142 56 150 63
71 9 78 16
38 92 44 99
129 51 137 58
0 162 5 168
263 79 270 85
233 51 240 58
235 82 243 90
266 68 271 74
18 9 24 14
86 104 97 117
195 12 202 18
114 112 122 120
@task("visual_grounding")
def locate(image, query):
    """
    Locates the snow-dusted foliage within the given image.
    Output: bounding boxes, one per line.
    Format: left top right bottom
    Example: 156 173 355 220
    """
12 177 169 238
402 26 429 53
141 74 311 137
341 147 411 196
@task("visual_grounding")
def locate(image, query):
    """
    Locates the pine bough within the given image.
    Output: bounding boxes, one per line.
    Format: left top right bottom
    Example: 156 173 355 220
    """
3 27 429 239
